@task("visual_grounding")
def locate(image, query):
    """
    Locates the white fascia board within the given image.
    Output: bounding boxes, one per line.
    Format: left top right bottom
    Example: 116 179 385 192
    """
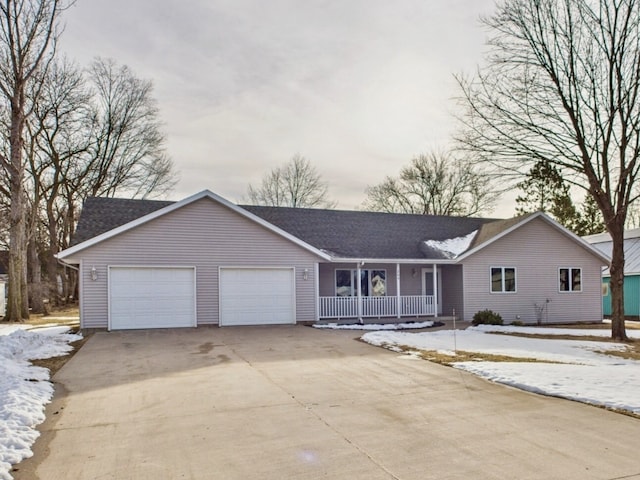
328 257 458 265
56 190 331 261
455 211 611 264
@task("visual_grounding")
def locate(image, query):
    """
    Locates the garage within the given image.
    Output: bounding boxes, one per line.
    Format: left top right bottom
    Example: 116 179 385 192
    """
219 267 295 326
109 266 196 330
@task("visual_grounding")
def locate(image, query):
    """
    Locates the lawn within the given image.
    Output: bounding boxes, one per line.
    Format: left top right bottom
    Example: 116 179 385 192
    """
361 323 640 417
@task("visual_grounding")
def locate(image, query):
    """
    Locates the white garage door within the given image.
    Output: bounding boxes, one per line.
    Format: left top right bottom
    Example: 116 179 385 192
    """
219 268 295 326
109 267 196 330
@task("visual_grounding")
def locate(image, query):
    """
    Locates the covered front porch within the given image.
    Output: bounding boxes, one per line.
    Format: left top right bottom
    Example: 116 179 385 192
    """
317 262 463 321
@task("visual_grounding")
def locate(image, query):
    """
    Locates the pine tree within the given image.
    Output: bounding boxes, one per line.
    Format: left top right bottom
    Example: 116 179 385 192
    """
574 195 605 236
515 161 579 230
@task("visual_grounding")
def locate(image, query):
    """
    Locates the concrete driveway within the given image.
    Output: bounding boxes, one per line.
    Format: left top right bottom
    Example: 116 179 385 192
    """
15 325 640 480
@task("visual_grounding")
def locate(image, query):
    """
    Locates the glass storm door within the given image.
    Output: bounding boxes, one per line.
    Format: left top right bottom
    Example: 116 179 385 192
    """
422 268 442 315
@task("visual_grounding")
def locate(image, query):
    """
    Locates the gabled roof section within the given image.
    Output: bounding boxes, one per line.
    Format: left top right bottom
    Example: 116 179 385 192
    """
457 211 610 263
61 192 606 264
584 227 640 244
71 197 173 245
240 205 493 259
58 190 331 261
584 230 640 275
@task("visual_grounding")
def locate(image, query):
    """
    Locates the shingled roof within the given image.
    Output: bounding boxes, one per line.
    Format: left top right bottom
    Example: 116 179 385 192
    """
241 205 495 258
71 195 497 259
72 197 173 245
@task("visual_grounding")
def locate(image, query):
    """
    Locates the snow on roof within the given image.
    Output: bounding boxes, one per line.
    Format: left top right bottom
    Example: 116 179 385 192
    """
422 230 477 259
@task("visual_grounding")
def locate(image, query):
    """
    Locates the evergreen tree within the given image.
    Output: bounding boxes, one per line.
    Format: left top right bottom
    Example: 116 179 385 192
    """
515 161 579 230
574 195 605 236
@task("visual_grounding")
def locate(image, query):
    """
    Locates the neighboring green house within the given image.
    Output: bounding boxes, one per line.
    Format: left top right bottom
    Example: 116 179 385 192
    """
585 228 640 319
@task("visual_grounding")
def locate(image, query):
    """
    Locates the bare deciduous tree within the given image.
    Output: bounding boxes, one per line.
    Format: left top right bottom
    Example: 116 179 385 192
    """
83 58 175 199
25 57 91 308
362 152 497 216
456 0 640 340
0 0 66 321
459 0 640 339
247 155 335 208
23 57 175 307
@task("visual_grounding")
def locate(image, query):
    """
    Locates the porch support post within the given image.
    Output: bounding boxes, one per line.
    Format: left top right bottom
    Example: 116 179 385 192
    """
432 264 438 318
314 263 320 322
357 263 363 323
396 263 401 319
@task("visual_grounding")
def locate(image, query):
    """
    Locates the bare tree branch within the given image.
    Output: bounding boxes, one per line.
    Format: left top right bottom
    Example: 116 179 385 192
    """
456 0 640 339
246 154 336 208
362 151 498 217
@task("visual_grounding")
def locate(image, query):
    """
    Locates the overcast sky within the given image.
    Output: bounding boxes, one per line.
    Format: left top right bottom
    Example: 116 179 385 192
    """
59 0 513 215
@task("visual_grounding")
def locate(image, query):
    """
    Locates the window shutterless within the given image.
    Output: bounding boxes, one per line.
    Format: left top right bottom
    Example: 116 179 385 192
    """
490 267 516 293
559 267 581 292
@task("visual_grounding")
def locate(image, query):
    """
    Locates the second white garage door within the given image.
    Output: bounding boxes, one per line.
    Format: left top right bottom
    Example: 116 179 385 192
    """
109 267 196 330
219 267 295 326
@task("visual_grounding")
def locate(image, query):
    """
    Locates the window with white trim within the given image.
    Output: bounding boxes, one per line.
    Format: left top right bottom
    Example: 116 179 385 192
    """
559 267 581 292
335 269 386 297
490 267 516 293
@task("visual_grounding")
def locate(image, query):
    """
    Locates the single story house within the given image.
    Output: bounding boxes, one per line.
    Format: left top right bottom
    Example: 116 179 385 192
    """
56 190 609 330
584 229 640 319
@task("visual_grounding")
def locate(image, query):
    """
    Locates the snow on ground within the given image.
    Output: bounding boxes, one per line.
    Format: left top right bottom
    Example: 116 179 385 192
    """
473 324 640 339
0 326 81 480
313 320 435 330
361 327 640 415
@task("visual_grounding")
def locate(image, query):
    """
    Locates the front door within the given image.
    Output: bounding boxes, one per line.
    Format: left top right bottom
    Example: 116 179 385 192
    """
422 268 442 315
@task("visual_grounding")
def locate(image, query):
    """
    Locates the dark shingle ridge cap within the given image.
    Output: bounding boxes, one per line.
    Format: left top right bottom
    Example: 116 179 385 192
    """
239 204 499 222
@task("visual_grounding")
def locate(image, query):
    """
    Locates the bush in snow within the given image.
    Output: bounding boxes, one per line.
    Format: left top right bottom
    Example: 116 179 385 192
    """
472 309 503 326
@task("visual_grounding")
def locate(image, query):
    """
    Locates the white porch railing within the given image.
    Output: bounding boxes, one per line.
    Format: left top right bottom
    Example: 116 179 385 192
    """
319 295 435 319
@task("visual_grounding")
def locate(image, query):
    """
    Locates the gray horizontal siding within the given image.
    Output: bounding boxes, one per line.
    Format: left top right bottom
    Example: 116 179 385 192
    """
75 197 322 328
461 217 605 324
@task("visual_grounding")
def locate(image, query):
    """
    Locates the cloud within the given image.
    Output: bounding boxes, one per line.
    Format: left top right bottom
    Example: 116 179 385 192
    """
59 0 504 213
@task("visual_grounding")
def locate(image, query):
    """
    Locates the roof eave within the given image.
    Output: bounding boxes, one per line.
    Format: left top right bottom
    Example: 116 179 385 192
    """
328 257 459 264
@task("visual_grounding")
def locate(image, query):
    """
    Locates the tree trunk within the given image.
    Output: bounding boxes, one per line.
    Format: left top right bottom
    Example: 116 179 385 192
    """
28 237 47 315
46 203 61 306
5 129 28 321
5 203 26 321
609 228 628 341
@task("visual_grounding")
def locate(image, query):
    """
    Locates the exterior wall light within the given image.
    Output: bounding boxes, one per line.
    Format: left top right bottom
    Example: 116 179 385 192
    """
90 266 98 281
303 268 309 281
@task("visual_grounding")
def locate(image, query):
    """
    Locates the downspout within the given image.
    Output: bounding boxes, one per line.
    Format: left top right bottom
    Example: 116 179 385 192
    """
396 263 401 319
314 263 320 322
357 262 363 324
433 264 438 318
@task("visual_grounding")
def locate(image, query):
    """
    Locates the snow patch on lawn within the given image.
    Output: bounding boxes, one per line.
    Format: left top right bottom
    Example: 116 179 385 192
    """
0 327 81 479
472 324 640 338
361 328 640 414
313 321 435 330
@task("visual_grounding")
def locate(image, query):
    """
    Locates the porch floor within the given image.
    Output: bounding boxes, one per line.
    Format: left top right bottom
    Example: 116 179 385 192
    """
313 316 467 328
